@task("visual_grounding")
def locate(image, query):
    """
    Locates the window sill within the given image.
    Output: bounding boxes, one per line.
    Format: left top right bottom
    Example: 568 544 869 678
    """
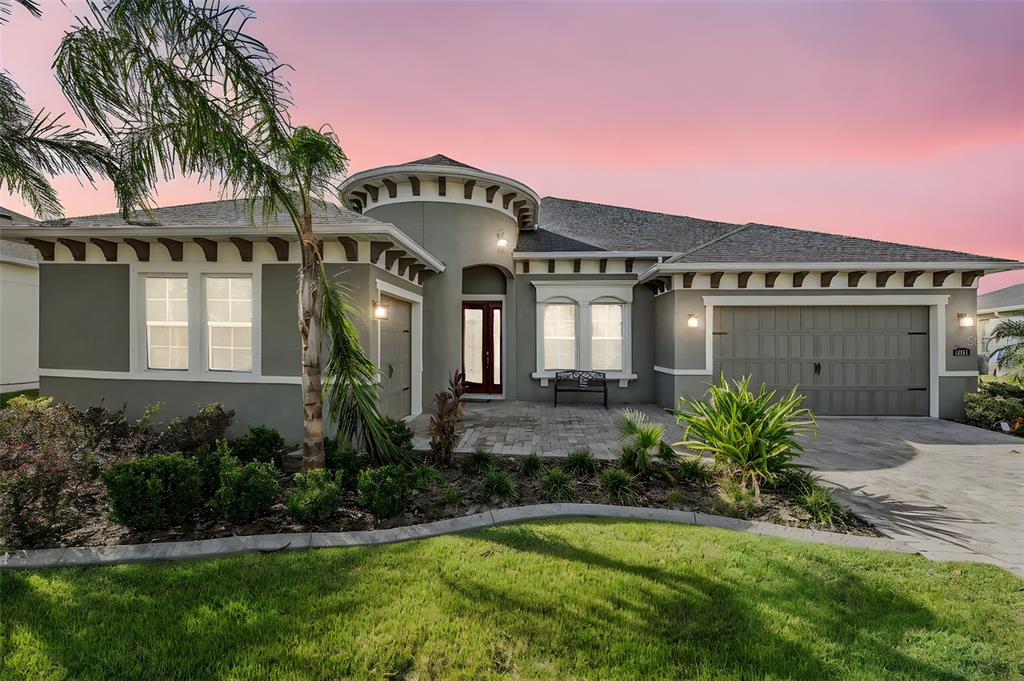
531 371 638 388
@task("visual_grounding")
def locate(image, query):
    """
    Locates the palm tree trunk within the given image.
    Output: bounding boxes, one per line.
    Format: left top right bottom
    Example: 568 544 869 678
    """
297 209 325 470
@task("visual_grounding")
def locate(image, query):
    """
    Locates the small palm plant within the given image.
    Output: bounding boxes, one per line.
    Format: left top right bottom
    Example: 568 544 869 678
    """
676 374 816 501
988 319 1024 374
616 409 664 474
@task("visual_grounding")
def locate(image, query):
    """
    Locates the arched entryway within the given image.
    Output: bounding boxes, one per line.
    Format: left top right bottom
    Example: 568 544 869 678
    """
462 265 509 395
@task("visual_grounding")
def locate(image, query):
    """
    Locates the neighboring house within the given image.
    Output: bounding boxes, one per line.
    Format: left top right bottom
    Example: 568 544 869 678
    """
1 154 1020 439
977 283 1024 375
0 208 40 395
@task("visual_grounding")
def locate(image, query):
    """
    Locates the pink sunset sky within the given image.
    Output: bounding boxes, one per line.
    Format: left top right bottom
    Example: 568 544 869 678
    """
2 0 1022 291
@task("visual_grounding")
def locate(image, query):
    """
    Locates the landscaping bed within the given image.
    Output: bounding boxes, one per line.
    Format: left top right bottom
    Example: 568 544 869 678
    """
1 392 875 553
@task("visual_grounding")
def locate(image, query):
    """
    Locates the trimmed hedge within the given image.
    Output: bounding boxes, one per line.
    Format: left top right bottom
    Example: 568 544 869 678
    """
102 453 203 529
286 469 342 524
357 465 407 518
212 457 279 523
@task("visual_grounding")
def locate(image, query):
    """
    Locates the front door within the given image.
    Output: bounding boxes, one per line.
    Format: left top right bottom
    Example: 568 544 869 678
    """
463 302 502 394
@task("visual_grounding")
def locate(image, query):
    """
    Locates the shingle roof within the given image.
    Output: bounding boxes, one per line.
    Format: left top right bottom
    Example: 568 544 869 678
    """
523 197 740 253
401 154 479 171
0 206 40 227
978 283 1024 312
28 198 382 230
519 196 1013 264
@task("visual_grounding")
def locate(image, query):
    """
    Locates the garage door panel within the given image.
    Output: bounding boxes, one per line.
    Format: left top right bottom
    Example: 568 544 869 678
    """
713 305 929 416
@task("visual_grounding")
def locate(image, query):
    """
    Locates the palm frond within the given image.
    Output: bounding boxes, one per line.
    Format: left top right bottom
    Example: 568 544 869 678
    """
0 0 42 24
988 318 1024 371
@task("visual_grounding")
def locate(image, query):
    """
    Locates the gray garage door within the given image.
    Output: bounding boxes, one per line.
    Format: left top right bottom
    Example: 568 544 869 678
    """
713 306 929 416
379 295 412 419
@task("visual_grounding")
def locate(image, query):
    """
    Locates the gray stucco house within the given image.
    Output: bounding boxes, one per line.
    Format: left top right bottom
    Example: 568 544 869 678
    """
1 154 1019 440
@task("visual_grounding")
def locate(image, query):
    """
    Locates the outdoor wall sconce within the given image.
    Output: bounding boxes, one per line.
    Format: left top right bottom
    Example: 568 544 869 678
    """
372 301 390 321
958 313 975 327
496 229 509 251
687 314 700 328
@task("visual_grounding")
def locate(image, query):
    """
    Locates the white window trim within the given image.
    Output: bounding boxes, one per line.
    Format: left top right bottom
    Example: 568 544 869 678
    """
375 279 423 420
531 281 637 388
129 261 264 382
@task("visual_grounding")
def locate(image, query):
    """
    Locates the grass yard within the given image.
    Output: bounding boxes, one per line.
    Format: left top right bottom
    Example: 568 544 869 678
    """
1 520 1021 680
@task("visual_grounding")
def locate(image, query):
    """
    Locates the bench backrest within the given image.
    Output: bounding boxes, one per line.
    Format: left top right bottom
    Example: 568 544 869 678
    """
555 370 607 388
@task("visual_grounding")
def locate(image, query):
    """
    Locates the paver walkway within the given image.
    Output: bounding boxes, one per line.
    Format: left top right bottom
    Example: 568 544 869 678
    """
798 419 1024 575
410 400 684 458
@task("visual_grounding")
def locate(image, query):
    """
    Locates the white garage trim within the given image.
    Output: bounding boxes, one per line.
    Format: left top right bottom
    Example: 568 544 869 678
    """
375 279 422 419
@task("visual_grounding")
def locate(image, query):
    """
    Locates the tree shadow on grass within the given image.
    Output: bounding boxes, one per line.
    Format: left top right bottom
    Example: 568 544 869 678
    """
453 522 975 680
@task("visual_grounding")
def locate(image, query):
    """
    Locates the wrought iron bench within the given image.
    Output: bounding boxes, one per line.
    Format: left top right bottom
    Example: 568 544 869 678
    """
553 370 608 408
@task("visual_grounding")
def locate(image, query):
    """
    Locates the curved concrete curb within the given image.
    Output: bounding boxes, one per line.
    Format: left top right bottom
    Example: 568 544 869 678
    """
0 504 915 570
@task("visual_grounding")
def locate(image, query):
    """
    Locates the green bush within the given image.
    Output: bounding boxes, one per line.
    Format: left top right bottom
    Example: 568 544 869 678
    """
409 464 441 492
657 441 678 463
481 468 515 501
565 448 600 476
677 374 816 499
464 449 494 475
540 468 576 502
964 391 1024 430
519 453 542 477
599 467 638 505
0 459 71 547
617 409 663 474
442 485 462 508
102 453 203 529
286 469 342 524
192 439 233 496
771 467 818 496
325 437 363 490
159 403 234 454
665 490 687 508
382 416 415 451
357 465 407 518
797 486 843 525
233 425 285 465
618 446 652 475
677 456 713 484
212 457 278 523
980 379 1024 400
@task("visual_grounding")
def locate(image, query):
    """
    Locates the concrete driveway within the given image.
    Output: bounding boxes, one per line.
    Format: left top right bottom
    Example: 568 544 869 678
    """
798 419 1024 575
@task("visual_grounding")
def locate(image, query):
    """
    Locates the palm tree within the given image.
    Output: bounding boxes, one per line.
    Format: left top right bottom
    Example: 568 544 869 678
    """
54 0 395 470
0 0 118 219
989 318 1024 373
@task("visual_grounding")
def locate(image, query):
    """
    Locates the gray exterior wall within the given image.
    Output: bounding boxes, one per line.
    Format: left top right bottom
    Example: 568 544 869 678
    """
39 264 130 371
366 202 517 410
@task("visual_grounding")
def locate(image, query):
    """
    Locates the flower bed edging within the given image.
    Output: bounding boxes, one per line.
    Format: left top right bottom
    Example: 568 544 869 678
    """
0 503 916 570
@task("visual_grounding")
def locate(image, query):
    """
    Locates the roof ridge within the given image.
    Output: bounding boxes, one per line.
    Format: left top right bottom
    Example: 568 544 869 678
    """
541 196 740 226
667 224 752 262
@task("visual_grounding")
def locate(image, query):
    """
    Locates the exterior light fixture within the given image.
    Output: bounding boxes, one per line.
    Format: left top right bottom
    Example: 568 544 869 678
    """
958 313 974 328
687 314 700 328
496 230 509 250
373 302 390 321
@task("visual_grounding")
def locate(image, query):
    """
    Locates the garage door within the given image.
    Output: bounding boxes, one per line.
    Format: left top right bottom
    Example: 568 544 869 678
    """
379 294 412 419
713 306 929 416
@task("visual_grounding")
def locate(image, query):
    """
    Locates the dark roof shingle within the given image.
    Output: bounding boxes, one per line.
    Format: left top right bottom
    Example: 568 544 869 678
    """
401 154 479 171
978 283 1024 311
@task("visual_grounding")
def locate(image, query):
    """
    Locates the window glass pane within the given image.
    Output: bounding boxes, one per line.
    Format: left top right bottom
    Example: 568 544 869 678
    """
145 276 188 370
543 304 576 370
207 276 252 371
492 309 501 385
591 304 623 370
463 308 483 384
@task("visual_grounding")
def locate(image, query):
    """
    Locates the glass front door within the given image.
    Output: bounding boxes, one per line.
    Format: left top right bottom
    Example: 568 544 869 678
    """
462 302 502 394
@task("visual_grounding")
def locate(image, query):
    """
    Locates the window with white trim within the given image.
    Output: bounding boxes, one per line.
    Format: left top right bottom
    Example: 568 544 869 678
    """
206 276 252 372
543 304 577 369
145 276 189 370
591 303 623 371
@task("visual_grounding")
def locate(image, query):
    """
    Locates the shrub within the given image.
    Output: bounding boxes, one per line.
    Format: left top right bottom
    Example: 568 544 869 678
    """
382 416 415 452
409 464 441 492
964 391 1024 431
565 448 600 476
712 480 757 519
677 456 713 484
481 468 515 501
617 409 664 474
286 469 342 524
464 449 494 475
657 441 678 463
797 486 843 525
599 467 638 505
212 457 278 523
665 490 687 508
0 459 72 547
192 439 233 496
357 465 407 518
233 425 284 464
519 453 542 477
442 485 462 508
429 370 466 465
677 374 816 499
979 379 1024 400
325 437 363 490
102 453 203 529
540 468 576 502
158 403 234 454
772 467 818 496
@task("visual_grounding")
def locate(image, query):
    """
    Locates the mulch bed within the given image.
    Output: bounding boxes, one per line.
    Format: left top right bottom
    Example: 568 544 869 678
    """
12 455 879 551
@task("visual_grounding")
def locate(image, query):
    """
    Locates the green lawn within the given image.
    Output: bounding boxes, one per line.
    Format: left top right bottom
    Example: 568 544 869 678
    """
1 521 1021 680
